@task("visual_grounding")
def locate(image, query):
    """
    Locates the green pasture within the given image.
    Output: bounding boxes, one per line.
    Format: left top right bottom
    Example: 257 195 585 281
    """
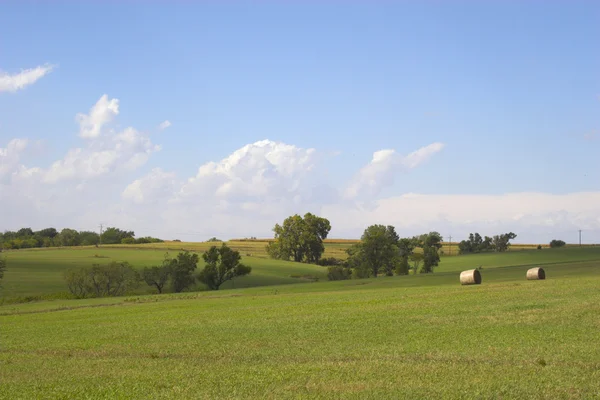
1 256 600 398
2 246 600 302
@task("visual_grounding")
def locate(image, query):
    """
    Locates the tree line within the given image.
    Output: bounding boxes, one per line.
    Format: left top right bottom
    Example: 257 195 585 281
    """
64 244 251 298
0 227 163 250
265 213 444 280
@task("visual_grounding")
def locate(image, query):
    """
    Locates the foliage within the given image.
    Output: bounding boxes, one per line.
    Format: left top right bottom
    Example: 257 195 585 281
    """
458 232 517 254
416 232 443 273
327 266 352 280
266 213 331 263
550 239 566 248
198 244 251 290
206 237 222 242
458 233 494 254
101 227 135 245
1 226 160 249
121 237 136 244
316 257 344 266
168 251 199 293
409 252 424 274
64 262 140 298
346 225 401 277
0 257 6 289
492 232 517 252
141 255 173 294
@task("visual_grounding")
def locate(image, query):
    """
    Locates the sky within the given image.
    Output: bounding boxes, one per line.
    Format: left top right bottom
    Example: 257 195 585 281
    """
1 1 599 244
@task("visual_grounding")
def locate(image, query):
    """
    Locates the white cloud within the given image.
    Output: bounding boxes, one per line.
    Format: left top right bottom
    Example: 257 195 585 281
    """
122 168 179 204
158 120 172 130
344 142 444 200
1 96 599 244
176 139 318 202
0 63 54 93
76 94 120 139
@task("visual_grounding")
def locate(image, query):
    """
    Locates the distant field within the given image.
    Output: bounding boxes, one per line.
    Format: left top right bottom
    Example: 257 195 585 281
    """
2 244 600 303
1 256 599 398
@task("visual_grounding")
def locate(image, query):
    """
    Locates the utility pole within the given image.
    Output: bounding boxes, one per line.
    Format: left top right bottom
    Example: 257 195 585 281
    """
99 224 103 246
579 230 582 247
448 235 452 255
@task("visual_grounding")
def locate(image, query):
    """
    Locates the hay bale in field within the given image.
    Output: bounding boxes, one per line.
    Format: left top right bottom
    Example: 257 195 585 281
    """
526 267 545 280
460 269 482 285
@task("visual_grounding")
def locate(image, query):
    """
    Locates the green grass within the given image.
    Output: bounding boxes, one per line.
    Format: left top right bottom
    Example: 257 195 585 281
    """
1 257 600 398
0 248 326 301
2 245 600 302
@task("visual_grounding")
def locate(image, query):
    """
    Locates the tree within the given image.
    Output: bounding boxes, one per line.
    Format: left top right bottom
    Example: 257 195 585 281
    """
327 266 352 281
395 237 417 275
550 239 566 248
266 213 331 263
198 244 251 290
492 232 517 252
79 231 100 246
36 228 58 239
346 225 400 278
16 227 34 237
0 257 6 290
168 251 199 293
64 262 140 298
417 232 443 273
58 228 81 247
409 252 424 274
458 233 494 254
141 256 172 294
101 227 135 245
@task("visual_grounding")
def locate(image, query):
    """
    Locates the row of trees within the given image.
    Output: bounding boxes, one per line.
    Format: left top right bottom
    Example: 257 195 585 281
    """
64 244 251 298
457 232 517 254
0 227 163 250
265 214 443 280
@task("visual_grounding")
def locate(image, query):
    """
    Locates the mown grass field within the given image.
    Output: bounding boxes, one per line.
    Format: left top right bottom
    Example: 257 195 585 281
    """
1 251 600 399
2 243 599 302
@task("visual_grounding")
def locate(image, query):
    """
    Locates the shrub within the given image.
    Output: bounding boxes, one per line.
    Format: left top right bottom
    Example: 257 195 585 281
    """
317 257 344 266
550 239 566 248
537 245 542 250
121 237 135 244
327 266 352 281
64 262 140 298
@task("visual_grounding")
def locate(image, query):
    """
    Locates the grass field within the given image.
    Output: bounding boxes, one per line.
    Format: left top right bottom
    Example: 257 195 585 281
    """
2 243 600 302
1 250 600 398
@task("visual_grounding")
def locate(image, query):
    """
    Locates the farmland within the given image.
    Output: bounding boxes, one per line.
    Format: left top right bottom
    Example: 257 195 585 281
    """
1 246 600 398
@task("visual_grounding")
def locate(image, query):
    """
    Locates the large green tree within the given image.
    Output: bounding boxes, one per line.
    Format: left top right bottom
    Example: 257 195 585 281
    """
141 255 173 294
416 232 443 273
266 213 331 263
346 225 401 278
59 228 81 247
101 227 135 245
198 244 251 290
168 251 199 293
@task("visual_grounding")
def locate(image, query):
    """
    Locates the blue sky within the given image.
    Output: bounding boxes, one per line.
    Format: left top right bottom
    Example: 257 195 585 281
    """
1 1 599 243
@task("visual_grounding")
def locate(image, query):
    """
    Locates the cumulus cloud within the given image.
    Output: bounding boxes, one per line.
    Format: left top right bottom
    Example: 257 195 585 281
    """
0 63 54 93
2 96 599 244
76 94 120 139
176 139 318 202
158 120 172 130
122 168 179 204
344 142 444 200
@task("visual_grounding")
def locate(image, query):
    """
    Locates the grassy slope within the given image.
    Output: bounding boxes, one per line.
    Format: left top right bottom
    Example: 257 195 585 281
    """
2 246 600 300
0 248 326 299
1 258 600 399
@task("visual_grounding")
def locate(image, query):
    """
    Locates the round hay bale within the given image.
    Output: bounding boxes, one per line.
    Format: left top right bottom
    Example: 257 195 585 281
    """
526 267 545 280
460 269 482 285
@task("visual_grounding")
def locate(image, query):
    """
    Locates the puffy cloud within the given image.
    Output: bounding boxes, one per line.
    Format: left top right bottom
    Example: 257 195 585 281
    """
0 63 54 93
158 120 172 130
176 139 318 202
344 142 444 200
76 94 120 139
122 168 179 204
2 93 598 244
0 139 29 181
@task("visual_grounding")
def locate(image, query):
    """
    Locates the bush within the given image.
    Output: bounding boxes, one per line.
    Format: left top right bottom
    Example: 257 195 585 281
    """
327 266 352 281
550 239 566 248
317 257 344 266
537 245 542 250
121 237 135 244
64 262 140 298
